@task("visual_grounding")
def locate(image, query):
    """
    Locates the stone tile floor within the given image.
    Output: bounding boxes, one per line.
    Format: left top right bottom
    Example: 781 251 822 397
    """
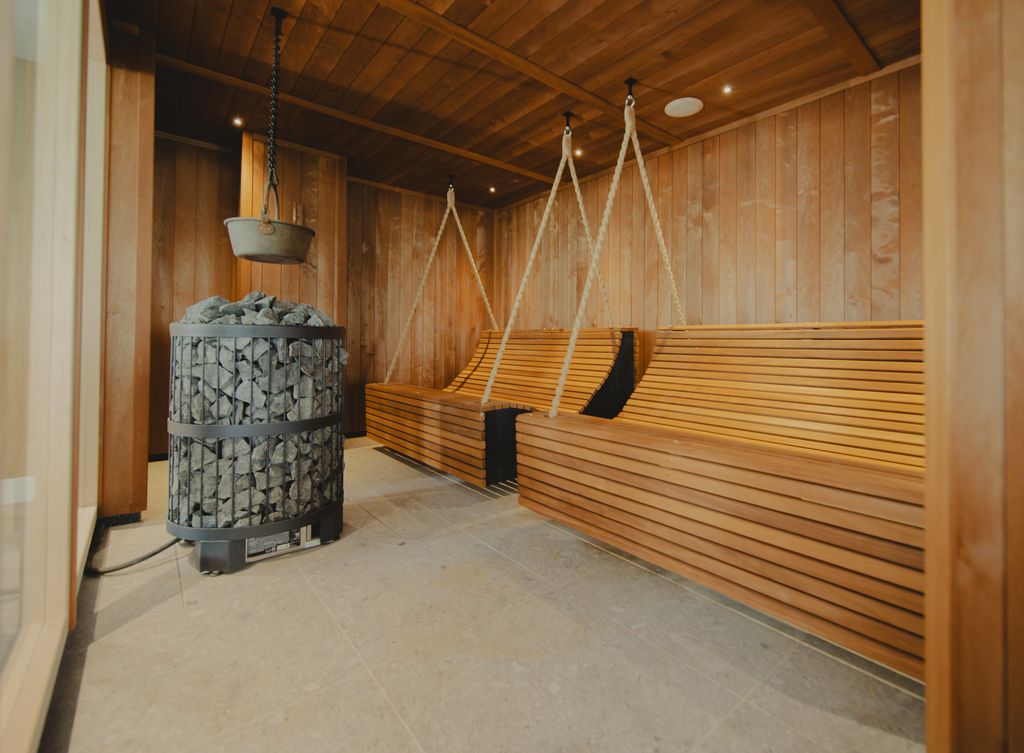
40 441 925 753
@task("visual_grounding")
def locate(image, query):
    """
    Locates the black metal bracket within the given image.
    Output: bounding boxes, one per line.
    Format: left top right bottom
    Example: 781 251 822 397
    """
562 110 574 132
618 76 634 104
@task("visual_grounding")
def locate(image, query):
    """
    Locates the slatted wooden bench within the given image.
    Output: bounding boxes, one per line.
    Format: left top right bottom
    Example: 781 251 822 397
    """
516 321 925 678
366 327 637 486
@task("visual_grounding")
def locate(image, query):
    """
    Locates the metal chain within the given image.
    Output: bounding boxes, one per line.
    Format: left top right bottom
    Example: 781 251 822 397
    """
267 10 282 189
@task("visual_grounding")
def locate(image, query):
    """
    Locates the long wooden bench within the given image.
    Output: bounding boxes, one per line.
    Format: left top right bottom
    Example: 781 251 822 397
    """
366 328 637 486
516 321 925 678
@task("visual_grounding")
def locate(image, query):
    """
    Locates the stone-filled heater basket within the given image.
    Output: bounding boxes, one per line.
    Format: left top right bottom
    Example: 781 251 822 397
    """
166 322 346 573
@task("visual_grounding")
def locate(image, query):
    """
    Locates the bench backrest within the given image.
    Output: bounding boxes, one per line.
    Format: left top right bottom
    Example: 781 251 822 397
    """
446 328 635 414
617 321 924 469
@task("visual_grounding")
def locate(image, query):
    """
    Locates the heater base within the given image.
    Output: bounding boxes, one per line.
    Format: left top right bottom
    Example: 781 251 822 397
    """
182 504 343 575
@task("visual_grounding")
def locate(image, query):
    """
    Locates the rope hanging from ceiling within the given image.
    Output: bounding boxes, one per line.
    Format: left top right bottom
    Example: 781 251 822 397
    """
383 183 498 384
548 82 686 416
479 115 616 405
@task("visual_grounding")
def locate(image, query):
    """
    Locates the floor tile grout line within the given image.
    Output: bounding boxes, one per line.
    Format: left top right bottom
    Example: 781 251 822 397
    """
298 563 430 753
685 649 807 752
542 520 925 701
458 526 568 588
366 667 430 753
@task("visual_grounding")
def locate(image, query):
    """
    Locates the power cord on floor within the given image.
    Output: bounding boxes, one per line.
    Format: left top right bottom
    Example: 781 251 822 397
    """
85 538 182 576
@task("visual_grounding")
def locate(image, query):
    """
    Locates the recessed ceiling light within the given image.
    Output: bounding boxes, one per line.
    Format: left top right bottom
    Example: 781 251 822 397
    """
664 97 704 118
574 148 583 157
488 186 496 194
231 116 244 127
722 84 733 94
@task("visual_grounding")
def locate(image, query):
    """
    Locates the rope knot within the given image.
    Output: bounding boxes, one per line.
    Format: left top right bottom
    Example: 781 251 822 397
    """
446 186 455 208
624 104 636 130
561 131 572 158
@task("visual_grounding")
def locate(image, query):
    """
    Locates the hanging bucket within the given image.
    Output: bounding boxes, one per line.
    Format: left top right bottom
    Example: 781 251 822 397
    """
226 182 315 265
224 7 314 266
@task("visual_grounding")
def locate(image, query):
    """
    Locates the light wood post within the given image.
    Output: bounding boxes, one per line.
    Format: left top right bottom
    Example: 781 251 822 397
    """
923 0 1022 750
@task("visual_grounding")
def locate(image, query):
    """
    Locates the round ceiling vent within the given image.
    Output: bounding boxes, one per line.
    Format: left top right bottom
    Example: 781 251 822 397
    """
664 97 704 118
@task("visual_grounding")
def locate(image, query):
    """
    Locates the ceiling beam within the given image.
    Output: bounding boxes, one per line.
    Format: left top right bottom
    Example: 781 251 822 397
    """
372 0 680 146
155 54 552 185
801 0 880 75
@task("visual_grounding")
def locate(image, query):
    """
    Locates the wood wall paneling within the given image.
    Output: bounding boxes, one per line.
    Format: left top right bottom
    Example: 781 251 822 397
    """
346 181 493 435
149 137 238 456
234 133 348 322
100 28 155 518
493 67 923 373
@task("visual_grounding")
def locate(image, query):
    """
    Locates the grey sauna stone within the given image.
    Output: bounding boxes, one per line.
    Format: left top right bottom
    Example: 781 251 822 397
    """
254 307 279 325
208 314 240 325
184 296 228 322
231 379 267 408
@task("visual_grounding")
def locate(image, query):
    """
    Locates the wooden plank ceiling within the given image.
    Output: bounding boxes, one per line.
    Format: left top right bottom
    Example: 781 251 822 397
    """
113 0 919 207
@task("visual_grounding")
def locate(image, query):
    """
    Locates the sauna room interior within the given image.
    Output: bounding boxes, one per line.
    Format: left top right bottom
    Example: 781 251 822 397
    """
1 0 1019 752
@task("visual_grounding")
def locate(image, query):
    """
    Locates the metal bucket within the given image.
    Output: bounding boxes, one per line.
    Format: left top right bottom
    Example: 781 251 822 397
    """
226 181 315 264
224 215 315 265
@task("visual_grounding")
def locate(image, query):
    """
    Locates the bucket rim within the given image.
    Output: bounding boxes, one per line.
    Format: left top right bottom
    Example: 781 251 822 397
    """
223 215 316 236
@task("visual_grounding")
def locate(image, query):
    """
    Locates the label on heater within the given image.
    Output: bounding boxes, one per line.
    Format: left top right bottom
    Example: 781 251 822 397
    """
246 529 303 560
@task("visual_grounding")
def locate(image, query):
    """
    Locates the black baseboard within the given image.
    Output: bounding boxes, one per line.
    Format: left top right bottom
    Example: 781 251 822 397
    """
99 512 142 528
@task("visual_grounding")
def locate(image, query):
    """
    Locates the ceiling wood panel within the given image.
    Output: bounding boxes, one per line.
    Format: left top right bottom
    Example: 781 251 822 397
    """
137 0 919 206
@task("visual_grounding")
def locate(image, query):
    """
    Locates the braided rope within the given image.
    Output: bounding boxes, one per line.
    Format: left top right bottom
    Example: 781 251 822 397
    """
480 137 571 405
630 128 685 324
567 153 613 325
548 104 635 417
383 200 452 384
450 199 499 329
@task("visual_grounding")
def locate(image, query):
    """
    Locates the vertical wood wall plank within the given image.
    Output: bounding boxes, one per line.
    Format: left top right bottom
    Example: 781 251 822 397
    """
899 66 923 320
685 143 703 325
870 74 901 320
670 147 688 324
718 130 738 324
736 124 756 324
701 139 719 325
820 91 846 322
796 101 821 322
102 28 155 516
774 109 798 322
844 82 872 320
754 118 776 323
149 140 175 456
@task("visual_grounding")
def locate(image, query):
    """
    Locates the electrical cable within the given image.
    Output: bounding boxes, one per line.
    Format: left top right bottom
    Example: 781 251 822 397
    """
85 537 182 577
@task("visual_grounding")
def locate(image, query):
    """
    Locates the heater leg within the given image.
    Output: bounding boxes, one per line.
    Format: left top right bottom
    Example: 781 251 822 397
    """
317 503 343 545
193 538 246 574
